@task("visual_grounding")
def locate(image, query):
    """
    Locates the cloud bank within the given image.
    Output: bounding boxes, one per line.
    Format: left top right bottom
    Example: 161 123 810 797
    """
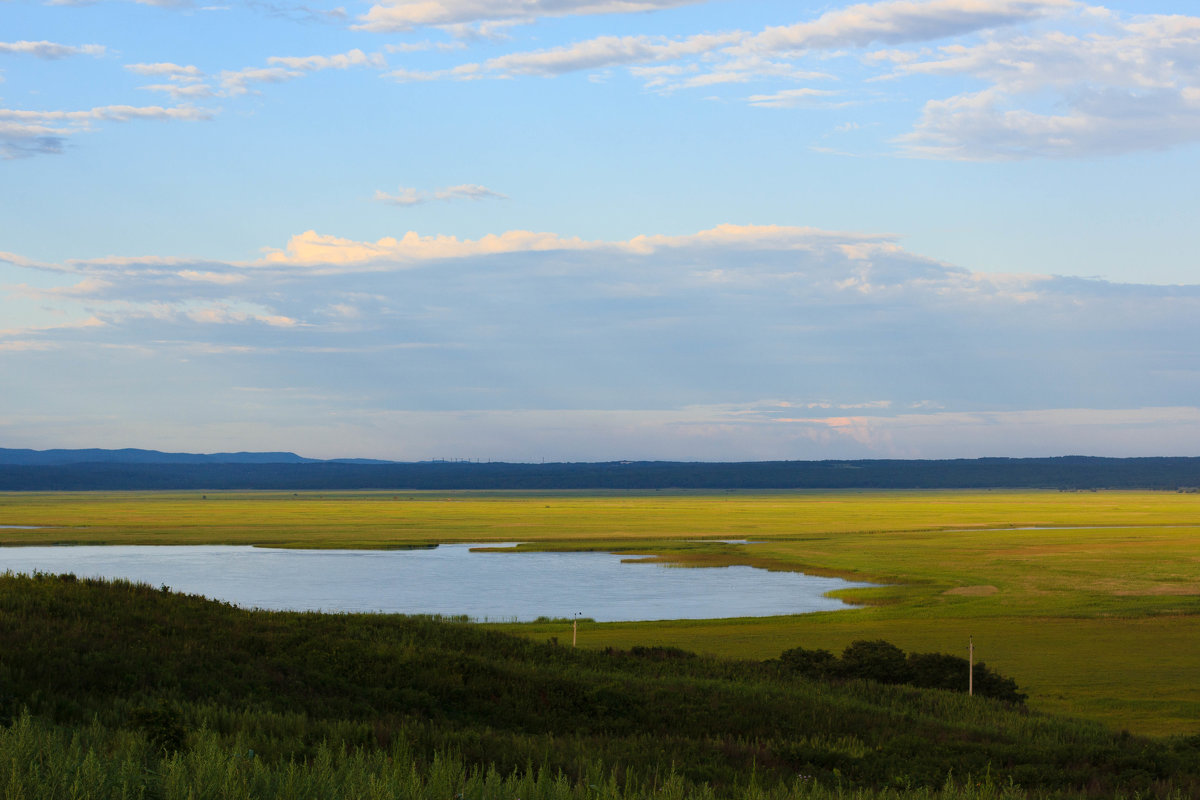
3 223 1197 459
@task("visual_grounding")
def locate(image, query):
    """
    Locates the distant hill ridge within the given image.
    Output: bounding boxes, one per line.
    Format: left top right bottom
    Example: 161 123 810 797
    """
0 449 1198 490
0 448 397 466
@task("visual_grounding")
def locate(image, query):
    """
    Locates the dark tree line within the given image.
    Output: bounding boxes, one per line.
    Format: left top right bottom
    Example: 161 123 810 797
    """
1 455 1198 490
777 639 1027 704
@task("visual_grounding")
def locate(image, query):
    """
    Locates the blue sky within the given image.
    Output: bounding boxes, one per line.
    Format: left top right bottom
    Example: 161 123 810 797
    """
2 0 1199 461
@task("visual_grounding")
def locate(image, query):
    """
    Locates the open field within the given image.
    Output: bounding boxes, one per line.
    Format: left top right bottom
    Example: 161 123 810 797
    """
1 489 1198 735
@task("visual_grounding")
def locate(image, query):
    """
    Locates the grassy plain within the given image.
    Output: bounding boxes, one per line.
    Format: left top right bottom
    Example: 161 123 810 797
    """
1 489 1198 735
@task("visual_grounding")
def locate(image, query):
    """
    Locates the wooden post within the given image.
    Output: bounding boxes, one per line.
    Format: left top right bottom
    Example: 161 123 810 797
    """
573 613 578 648
968 635 974 697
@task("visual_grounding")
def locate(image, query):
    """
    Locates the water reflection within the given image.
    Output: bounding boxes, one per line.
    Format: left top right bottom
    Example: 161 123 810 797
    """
0 543 872 622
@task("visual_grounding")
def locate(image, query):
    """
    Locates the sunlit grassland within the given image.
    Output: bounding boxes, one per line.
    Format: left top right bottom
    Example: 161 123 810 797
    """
1 489 1195 546
1 489 1198 735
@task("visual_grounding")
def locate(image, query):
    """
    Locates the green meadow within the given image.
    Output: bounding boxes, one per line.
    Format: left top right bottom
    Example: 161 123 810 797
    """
1 489 1198 736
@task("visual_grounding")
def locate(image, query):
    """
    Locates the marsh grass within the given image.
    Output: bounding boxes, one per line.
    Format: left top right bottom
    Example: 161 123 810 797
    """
2 710 1093 800
1 490 1198 733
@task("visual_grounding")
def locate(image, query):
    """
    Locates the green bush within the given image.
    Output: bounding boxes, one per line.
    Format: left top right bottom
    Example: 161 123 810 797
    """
839 641 913 685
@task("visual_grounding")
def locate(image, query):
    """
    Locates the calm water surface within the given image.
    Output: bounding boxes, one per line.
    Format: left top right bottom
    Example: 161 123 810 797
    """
0 544 872 622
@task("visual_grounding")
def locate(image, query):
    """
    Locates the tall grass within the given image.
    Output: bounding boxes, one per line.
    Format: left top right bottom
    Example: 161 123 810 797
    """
5 710 1142 800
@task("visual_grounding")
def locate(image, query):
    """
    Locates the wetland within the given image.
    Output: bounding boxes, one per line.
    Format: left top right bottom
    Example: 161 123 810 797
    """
0 542 871 620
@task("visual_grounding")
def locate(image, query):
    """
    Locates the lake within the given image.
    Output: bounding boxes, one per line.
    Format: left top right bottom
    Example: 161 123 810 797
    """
0 543 873 622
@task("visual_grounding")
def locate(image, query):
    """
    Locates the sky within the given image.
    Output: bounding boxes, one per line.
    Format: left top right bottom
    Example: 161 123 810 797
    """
2 0 1199 462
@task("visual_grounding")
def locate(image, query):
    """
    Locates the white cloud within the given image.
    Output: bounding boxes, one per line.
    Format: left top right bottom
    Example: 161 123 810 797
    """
747 88 839 108
433 184 507 201
899 87 1200 160
373 0 1076 98
0 105 211 125
354 0 704 33
384 40 467 53
373 183 507 207
384 62 482 82
138 83 216 99
740 0 1076 54
184 303 298 327
483 32 741 77
216 49 385 96
220 66 305 95
890 17 1200 93
266 48 386 71
0 41 106 59
392 27 836 91
6 221 1199 461
890 10 1200 158
0 317 106 338
1 104 210 158
0 121 67 159
124 62 204 79
0 340 58 352
260 228 594 266
178 270 248 285
374 187 424 206
356 0 1200 159
250 223 898 268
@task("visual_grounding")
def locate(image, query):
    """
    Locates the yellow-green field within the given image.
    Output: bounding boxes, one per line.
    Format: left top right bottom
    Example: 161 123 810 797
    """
1 489 1198 736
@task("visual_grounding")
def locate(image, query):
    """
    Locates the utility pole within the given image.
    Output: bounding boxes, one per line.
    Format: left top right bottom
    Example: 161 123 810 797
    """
968 635 974 697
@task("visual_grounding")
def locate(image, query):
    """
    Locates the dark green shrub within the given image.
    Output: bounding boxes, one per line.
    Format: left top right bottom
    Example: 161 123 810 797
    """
907 651 970 692
130 699 187 754
777 646 837 680
972 661 1027 704
628 646 696 661
839 640 912 684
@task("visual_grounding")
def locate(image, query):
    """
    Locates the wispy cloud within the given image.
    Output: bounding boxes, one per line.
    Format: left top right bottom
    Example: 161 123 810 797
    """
0 40 106 59
242 0 348 24
124 62 204 78
0 104 210 159
746 88 840 108
355 0 705 33
221 49 386 94
0 125 67 159
137 83 216 99
368 0 1077 108
483 32 742 77
219 66 305 95
373 183 508 207
893 13 1200 159
433 184 506 201
384 40 467 54
367 1 1200 160
266 48 386 71
739 0 1075 54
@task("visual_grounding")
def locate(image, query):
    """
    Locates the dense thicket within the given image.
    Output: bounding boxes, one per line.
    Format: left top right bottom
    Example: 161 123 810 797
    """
1 574 1198 798
1 455 1199 490
777 641 1026 704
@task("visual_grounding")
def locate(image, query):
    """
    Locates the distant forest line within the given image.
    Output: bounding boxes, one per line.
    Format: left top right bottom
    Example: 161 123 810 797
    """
1 451 1198 490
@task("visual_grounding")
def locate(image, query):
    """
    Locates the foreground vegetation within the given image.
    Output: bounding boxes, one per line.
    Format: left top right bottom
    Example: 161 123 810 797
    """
3 573 1200 799
1 490 1198 734
0 712 1081 800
